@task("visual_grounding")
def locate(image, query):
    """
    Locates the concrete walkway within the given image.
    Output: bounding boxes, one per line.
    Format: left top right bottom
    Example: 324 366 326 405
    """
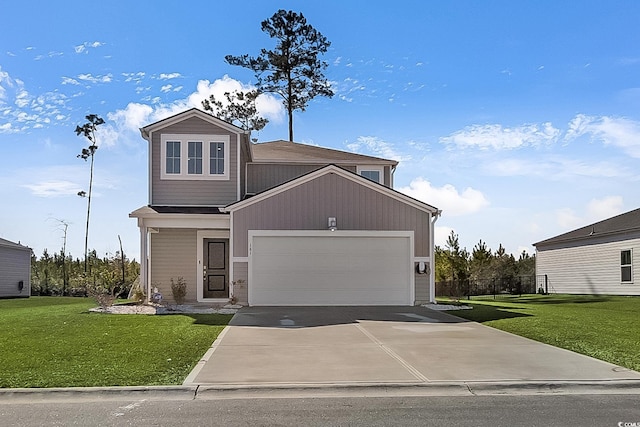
184 306 640 388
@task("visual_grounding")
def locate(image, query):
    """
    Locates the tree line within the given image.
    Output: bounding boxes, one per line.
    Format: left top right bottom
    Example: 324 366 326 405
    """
435 231 536 295
30 248 139 298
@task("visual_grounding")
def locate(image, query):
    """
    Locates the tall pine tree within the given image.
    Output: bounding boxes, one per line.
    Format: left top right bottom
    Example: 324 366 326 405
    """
226 10 334 141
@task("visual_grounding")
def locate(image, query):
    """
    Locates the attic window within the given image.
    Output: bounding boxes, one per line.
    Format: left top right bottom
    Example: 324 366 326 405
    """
357 166 384 184
621 249 633 283
160 134 229 180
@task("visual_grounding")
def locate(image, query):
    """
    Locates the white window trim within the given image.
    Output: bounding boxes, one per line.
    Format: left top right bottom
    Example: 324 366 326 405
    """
160 133 230 180
356 165 384 184
621 248 633 284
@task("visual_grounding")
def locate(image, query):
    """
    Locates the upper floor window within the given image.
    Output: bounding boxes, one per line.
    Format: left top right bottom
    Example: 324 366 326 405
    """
210 142 225 175
166 141 181 174
621 249 633 283
161 134 230 180
188 141 203 174
356 166 384 184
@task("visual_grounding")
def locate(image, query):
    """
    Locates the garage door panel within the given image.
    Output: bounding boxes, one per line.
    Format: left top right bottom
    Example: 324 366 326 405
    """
249 233 413 306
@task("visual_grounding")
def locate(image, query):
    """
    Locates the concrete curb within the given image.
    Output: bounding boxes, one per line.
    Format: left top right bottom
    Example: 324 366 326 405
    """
2 380 640 402
0 386 198 403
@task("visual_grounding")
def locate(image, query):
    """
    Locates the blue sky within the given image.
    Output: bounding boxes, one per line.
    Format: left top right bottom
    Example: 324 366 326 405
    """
2 0 639 260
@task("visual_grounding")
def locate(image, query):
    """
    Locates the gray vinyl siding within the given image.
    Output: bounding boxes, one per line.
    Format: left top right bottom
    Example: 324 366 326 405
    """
414 268 430 304
151 117 239 206
384 166 391 187
150 228 198 304
232 262 248 304
232 173 430 258
0 245 31 298
536 232 640 295
246 163 357 194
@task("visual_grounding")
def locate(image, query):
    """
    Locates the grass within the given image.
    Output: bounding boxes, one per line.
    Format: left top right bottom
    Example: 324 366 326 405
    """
441 294 640 372
0 297 232 388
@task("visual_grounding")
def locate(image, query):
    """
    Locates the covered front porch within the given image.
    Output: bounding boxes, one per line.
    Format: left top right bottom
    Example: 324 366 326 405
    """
129 206 235 305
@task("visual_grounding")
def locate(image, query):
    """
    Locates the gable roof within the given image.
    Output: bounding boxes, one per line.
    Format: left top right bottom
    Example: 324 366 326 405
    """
251 140 398 166
223 164 439 214
0 237 31 251
139 108 246 139
534 207 640 247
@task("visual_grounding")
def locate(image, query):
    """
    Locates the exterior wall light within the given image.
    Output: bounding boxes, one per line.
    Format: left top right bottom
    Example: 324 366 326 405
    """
328 217 337 231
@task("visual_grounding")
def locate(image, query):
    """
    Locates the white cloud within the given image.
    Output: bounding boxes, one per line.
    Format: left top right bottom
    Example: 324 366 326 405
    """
160 84 172 93
123 72 146 83
556 196 625 229
564 114 640 158
186 76 283 122
346 136 410 162
397 177 489 216
586 196 625 221
15 90 30 107
22 180 83 197
0 122 16 133
107 102 154 133
74 41 104 54
77 73 112 84
159 73 182 80
61 77 80 85
441 122 560 150
434 225 454 247
101 76 283 148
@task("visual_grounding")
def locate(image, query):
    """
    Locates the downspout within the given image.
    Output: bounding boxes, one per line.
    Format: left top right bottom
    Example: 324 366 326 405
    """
390 164 397 188
429 209 442 303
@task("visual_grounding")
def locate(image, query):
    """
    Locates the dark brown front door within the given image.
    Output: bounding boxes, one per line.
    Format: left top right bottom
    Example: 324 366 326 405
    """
203 239 229 299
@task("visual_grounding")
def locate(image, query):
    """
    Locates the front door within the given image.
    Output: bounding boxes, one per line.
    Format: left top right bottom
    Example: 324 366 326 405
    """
203 239 229 299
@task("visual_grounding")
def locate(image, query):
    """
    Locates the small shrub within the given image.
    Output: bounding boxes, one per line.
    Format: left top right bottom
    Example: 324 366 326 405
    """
170 277 187 305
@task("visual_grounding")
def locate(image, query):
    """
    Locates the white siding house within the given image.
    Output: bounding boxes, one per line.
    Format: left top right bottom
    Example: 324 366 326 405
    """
534 208 640 295
0 238 31 298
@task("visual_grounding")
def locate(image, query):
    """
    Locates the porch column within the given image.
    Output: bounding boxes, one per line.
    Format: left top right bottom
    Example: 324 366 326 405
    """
138 221 149 302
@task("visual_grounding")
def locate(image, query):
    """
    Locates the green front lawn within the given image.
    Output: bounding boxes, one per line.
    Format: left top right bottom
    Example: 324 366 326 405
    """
442 294 640 372
0 297 232 388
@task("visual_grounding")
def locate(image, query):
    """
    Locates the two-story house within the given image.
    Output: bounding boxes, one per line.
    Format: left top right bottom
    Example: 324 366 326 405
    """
130 108 440 306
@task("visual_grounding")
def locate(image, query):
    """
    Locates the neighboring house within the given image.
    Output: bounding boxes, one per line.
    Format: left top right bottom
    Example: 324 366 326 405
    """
533 208 640 295
0 238 31 298
130 108 441 306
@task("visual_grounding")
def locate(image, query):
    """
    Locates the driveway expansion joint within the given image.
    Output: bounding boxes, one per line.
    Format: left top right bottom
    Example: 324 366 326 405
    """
353 322 429 383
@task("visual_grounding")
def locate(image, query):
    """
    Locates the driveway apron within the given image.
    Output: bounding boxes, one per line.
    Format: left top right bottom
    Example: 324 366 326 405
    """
185 306 640 386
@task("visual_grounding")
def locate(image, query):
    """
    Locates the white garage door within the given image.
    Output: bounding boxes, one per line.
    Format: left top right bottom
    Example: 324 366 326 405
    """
249 231 414 306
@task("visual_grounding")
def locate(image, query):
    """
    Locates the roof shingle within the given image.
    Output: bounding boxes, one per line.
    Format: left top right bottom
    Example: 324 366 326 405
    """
251 140 397 165
534 207 640 247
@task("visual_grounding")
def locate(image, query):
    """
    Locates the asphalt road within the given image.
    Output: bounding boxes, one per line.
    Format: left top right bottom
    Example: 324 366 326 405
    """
1 394 639 426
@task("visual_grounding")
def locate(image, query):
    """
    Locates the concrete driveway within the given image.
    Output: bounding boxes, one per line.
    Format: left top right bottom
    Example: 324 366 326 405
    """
184 306 640 387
